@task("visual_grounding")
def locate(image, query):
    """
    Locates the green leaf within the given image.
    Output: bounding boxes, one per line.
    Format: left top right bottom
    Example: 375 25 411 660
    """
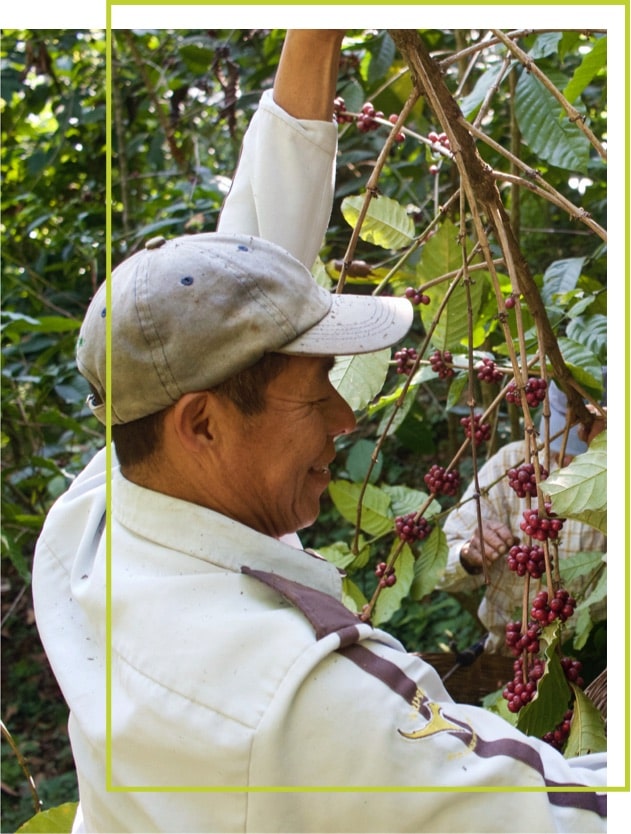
410 525 448 600
529 32 563 60
373 543 415 626
460 62 508 118
381 484 440 519
543 432 606 532
565 314 607 366
416 219 487 351
554 550 606 586
555 337 603 395
1 312 81 338
514 70 590 171
564 685 607 757
563 36 607 104
16 802 79 833
341 576 368 614
330 349 391 412
317 541 360 570
366 32 396 86
573 566 607 649
517 628 571 737
179 44 215 74
341 195 415 250
347 438 383 484
328 479 393 537
540 257 586 305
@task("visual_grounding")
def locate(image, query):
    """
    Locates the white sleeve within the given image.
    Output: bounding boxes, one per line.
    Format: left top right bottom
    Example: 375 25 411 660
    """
217 89 338 268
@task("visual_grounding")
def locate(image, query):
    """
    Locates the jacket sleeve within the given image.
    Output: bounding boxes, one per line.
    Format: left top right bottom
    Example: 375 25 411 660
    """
245 627 607 833
217 89 338 269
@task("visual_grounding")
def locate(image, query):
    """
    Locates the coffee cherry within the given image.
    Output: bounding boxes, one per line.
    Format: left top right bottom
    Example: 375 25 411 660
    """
387 114 405 143
530 588 576 625
404 287 431 305
429 349 454 379
507 462 549 498
429 164 440 175
505 619 541 657
374 561 397 588
460 414 491 446
357 101 384 133
333 96 354 124
505 377 548 408
394 346 418 375
542 709 573 750
507 543 547 579
520 502 565 541
505 295 516 309
502 657 545 713
561 657 584 687
476 357 503 384
423 464 461 497
395 512 432 544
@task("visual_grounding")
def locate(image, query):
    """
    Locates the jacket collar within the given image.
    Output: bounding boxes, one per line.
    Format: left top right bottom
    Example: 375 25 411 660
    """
112 470 343 599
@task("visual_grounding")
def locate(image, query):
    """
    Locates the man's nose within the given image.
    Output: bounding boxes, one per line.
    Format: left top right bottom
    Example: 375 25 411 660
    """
330 389 356 437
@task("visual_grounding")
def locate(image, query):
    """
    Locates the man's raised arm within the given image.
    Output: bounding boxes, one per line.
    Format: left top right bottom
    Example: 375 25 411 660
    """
217 30 346 267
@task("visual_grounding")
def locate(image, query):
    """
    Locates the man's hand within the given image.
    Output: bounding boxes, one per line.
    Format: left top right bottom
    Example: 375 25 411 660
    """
459 520 518 575
273 30 346 121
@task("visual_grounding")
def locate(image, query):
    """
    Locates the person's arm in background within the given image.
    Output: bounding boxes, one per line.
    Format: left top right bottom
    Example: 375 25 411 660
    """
217 30 345 267
437 443 520 590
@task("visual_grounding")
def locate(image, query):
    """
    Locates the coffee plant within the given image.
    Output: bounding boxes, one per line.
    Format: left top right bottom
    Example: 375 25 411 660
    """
2 27 608 828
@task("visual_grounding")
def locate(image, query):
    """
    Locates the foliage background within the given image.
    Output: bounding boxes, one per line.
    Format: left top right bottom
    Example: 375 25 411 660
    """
1 28 607 829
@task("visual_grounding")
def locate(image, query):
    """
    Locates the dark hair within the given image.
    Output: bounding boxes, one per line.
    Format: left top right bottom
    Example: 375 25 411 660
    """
112 353 290 469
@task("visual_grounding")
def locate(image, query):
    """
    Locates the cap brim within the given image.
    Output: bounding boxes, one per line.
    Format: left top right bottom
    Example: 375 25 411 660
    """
279 294 413 356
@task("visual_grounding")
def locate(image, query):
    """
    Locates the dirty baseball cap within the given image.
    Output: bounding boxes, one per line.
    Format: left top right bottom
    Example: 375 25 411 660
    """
77 233 413 425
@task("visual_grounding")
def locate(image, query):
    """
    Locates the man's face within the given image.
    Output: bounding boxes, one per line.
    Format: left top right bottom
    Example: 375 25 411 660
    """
210 355 356 538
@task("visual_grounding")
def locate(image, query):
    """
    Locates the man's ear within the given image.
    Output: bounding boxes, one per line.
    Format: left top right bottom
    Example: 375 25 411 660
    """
170 391 216 452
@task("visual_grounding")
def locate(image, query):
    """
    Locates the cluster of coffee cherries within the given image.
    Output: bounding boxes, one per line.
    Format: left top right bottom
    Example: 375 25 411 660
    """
507 462 549 498
460 413 492 446
506 543 548 579
427 130 451 174
502 656 546 713
429 349 454 379
505 619 541 657
404 286 431 306
374 561 397 588
395 512 433 544
520 502 565 541
531 588 577 625
542 709 574 750
394 346 418 375
476 357 504 384
423 464 461 497
333 97 405 143
505 377 548 408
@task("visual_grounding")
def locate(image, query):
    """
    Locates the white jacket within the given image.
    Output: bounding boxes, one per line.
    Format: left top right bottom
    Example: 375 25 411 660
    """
33 91 607 833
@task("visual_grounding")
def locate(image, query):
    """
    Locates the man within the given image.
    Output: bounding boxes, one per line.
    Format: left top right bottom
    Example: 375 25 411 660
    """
33 30 606 833
439 380 606 654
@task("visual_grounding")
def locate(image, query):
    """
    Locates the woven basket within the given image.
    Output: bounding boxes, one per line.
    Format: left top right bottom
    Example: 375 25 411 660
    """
584 668 607 724
419 651 514 705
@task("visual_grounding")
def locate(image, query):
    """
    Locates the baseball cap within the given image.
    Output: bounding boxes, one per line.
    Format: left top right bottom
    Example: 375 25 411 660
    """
77 233 413 425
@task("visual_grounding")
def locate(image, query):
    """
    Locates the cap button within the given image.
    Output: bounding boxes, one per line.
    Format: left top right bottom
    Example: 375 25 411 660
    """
145 235 166 250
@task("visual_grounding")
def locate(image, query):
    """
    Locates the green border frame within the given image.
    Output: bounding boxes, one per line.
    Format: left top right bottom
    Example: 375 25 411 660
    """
104 4 629 797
